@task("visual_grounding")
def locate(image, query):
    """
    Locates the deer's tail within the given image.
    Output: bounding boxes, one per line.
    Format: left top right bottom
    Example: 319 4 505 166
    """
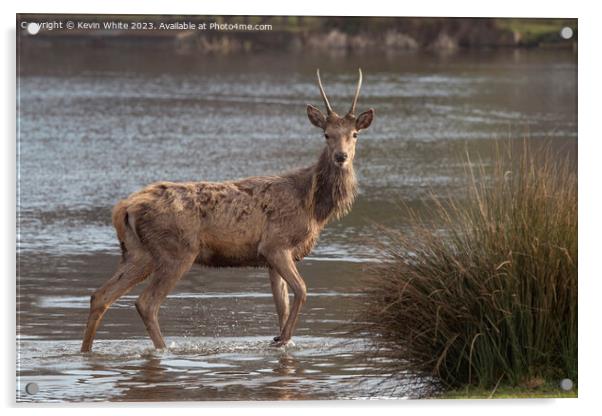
112 199 139 259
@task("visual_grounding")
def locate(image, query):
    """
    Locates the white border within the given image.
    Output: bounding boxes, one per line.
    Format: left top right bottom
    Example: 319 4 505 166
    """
3 1 599 415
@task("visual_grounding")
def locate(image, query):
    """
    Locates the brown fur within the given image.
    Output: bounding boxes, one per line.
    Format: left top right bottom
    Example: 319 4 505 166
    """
115 146 356 269
81 69 374 352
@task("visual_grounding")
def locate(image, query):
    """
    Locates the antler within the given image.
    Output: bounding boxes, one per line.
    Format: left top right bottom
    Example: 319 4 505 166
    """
348 68 363 116
316 69 334 115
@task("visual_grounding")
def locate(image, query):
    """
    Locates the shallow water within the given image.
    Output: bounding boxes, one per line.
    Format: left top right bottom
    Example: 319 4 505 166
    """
17 253 418 402
18 337 410 402
17 42 576 402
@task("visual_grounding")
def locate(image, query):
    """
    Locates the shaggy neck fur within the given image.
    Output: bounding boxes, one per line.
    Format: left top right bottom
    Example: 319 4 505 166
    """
310 147 357 224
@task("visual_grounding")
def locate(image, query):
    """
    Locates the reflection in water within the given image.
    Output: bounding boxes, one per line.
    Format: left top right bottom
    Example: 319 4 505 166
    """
17 44 576 402
18 337 414 402
275 353 299 377
113 356 172 402
269 354 302 401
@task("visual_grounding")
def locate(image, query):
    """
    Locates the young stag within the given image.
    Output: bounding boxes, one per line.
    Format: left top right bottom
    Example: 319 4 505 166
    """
81 69 374 352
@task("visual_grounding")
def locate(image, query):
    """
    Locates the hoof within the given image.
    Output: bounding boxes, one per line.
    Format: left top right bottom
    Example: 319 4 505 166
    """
270 337 295 348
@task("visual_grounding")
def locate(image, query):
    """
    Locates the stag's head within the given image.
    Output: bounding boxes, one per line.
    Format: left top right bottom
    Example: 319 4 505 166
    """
307 69 374 169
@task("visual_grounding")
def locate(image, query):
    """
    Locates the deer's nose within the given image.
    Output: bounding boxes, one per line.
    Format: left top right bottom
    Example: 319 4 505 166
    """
334 152 348 163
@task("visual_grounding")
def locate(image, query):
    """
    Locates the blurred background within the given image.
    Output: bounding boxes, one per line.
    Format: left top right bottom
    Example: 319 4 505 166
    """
16 15 577 402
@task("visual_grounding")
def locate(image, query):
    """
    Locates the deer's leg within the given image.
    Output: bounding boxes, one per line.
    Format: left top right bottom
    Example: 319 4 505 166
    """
269 266 290 336
264 250 307 346
81 256 154 352
135 255 195 349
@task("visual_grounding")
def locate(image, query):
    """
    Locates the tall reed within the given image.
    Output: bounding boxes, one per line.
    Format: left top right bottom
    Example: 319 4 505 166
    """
360 141 577 389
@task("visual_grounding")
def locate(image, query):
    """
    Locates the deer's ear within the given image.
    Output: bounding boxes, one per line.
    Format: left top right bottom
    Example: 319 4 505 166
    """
307 105 326 129
356 108 374 131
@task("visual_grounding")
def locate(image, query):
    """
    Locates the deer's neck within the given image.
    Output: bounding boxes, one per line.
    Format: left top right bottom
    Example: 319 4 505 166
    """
310 148 357 224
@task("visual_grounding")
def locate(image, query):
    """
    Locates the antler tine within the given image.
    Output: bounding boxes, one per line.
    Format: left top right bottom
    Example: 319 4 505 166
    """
348 68 363 115
316 69 333 115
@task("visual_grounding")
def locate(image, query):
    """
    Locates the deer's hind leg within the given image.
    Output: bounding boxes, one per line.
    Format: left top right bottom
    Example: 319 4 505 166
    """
135 254 196 349
81 253 155 353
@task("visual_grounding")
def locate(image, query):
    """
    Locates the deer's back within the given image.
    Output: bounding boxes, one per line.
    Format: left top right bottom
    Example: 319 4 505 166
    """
118 174 319 266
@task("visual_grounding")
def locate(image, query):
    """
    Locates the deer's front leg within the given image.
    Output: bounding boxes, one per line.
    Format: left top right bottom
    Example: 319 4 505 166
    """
269 266 290 337
264 250 307 347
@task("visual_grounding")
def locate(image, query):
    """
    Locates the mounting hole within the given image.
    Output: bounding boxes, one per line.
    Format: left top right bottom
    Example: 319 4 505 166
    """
25 382 39 395
559 378 574 391
26 22 40 35
560 27 573 40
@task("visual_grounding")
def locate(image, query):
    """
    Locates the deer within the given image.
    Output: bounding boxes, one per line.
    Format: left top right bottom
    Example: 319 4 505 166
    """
81 69 374 352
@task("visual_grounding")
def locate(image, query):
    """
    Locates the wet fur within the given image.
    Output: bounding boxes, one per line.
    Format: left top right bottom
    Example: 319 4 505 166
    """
114 147 357 267
82 69 372 352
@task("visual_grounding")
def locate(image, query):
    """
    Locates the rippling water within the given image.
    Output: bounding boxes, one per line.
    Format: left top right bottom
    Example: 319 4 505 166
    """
18 337 414 402
17 42 577 402
17 253 421 402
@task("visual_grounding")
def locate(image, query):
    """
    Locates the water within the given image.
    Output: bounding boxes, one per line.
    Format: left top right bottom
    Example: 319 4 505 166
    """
16 43 576 402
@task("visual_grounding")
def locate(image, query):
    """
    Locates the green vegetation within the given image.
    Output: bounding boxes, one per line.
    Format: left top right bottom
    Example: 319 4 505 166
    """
438 381 577 399
359 141 577 393
495 19 577 45
22 15 576 50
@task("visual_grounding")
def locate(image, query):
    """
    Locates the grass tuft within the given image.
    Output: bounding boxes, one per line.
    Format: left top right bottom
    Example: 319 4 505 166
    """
358 141 577 391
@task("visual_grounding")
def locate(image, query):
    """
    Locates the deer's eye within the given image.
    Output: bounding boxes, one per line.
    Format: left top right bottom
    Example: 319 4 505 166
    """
352 132 358 138
324 133 330 139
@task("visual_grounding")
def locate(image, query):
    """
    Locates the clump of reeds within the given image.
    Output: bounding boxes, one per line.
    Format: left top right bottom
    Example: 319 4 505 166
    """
360 141 577 389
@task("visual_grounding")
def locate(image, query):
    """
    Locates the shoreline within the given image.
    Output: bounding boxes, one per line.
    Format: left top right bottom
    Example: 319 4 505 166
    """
18 16 577 53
